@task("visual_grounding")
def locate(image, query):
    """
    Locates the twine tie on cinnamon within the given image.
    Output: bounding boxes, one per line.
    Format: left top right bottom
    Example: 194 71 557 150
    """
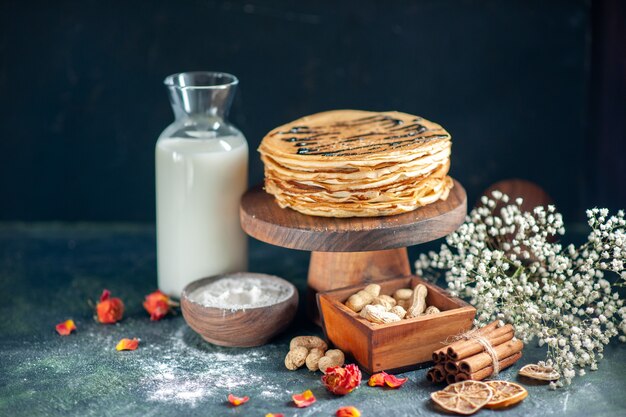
454 327 501 377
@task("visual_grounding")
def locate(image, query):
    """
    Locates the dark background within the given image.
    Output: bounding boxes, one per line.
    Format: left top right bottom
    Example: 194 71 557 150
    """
0 0 624 223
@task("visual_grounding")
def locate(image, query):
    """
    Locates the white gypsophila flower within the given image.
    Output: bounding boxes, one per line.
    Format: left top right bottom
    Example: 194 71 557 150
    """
414 192 626 387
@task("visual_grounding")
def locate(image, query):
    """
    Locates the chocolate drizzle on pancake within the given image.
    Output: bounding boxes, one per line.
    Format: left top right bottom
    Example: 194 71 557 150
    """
266 112 449 157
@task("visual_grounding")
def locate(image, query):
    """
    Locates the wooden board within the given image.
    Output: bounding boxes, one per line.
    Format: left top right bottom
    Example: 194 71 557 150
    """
240 179 467 252
317 276 476 374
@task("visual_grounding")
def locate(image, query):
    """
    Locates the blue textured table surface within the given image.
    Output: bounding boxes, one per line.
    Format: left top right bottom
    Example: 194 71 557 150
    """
0 223 624 417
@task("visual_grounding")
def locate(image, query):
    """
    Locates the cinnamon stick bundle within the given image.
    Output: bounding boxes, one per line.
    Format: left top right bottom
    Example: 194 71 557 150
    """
426 321 524 385
455 352 522 382
447 324 514 361
459 339 523 373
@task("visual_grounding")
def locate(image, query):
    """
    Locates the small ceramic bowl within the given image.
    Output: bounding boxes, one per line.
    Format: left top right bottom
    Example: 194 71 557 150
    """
181 272 298 347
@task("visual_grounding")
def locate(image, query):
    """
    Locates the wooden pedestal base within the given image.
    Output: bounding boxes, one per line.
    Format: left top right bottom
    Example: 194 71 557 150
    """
307 248 411 323
308 248 411 292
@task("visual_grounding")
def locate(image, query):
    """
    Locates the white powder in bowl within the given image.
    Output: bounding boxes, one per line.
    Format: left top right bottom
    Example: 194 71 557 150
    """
187 275 294 310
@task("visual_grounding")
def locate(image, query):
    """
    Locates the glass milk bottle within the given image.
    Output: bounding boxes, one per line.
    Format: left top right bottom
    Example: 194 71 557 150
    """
156 72 248 297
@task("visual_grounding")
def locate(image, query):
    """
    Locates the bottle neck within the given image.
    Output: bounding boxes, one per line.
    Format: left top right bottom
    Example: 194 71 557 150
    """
164 72 238 121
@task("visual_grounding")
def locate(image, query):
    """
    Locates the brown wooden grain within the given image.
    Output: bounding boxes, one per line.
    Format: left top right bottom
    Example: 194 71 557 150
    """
317 275 476 374
180 273 298 347
240 179 467 252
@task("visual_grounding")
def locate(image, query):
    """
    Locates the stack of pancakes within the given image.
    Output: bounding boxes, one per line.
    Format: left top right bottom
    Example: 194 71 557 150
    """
258 110 453 217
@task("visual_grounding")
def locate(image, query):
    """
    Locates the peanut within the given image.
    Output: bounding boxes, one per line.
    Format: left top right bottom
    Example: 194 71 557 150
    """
364 284 381 296
285 336 328 371
393 288 413 301
318 349 345 374
305 347 325 371
396 299 411 309
285 346 308 370
390 305 407 319
360 304 401 324
425 306 440 315
406 284 428 318
289 336 328 351
372 294 396 310
345 284 381 312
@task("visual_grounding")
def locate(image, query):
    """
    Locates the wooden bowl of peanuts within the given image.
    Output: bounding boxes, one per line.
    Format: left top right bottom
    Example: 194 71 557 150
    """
317 275 475 374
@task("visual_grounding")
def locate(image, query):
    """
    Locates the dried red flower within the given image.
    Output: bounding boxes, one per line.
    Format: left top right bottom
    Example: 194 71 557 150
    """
116 338 139 351
292 389 316 408
55 319 76 336
143 290 177 321
228 393 249 406
96 289 124 324
336 406 361 417
322 364 362 395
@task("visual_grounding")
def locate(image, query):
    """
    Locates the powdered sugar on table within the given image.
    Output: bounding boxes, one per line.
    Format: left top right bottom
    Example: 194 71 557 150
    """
139 327 284 407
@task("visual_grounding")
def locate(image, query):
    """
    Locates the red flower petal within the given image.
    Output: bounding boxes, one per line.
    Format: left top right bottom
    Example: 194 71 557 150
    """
265 414 285 417
384 373 408 388
116 338 139 351
368 371 388 387
55 319 76 336
227 393 249 406
292 389 316 408
336 406 361 417
100 289 111 302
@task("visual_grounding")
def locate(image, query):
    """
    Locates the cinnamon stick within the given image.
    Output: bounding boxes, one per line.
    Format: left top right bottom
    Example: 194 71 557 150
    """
459 339 524 374
446 373 457 385
433 364 446 383
443 320 500 359
426 368 435 384
432 346 447 363
426 368 437 383
444 360 460 374
427 364 447 383
447 324 515 361
455 352 522 382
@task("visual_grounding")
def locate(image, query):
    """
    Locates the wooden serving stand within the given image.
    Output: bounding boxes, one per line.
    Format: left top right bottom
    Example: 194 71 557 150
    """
240 179 467 323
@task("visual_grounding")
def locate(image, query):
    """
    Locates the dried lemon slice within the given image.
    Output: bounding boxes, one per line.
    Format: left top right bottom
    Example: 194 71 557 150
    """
519 364 560 381
484 381 528 408
431 381 493 415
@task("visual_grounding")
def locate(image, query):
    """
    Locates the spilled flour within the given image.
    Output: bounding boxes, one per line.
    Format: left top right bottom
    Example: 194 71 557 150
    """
137 326 284 407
